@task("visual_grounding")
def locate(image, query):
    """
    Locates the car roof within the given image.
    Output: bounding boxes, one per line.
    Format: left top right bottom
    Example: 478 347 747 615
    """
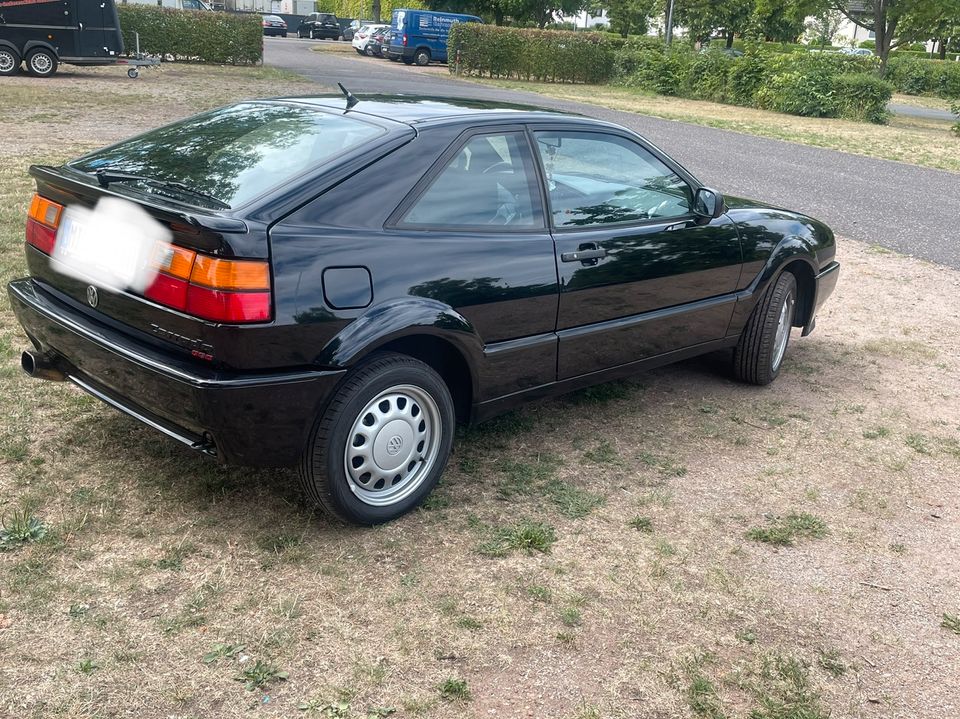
278 94 585 128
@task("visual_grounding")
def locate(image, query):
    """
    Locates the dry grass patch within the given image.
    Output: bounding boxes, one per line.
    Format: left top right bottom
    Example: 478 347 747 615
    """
1 63 960 718
469 78 960 173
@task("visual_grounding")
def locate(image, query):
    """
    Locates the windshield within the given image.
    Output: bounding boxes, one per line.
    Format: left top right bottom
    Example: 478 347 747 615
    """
70 103 385 209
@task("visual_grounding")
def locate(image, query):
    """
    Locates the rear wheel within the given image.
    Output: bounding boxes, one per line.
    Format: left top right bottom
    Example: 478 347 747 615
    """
365 45 376 56
0 47 20 76
309 28 317 39
402 56 414 65
733 271 797 385
414 48 430 65
299 353 455 525
26 48 57 78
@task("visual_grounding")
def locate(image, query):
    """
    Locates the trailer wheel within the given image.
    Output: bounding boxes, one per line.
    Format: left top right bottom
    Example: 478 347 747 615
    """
26 48 57 78
0 47 20 76
127 67 139 79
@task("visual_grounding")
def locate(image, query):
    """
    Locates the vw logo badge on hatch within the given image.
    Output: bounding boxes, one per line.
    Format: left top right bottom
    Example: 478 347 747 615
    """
386 435 403 456
86 285 99 308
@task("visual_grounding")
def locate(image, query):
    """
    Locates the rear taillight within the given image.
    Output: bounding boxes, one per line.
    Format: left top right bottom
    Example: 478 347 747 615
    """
402 34 408 45
26 194 64 255
145 242 271 323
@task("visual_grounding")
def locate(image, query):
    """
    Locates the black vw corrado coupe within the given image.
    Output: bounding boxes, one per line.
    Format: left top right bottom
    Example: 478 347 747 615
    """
9 95 839 524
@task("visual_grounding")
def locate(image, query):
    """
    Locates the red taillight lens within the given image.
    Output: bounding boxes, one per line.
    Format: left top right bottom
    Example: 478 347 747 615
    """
186 286 271 323
402 34 408 45
144 242 272 324
25 194 64 255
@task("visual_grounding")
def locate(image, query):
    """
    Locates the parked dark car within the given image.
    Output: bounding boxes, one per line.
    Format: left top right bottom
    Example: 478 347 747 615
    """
340 19 374 41
297 12 341 40
372 28 392 57
8 96 839 525
261 15 288 37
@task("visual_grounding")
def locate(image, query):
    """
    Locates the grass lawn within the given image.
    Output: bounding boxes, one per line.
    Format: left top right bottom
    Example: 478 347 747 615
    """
468 79 960 173
1 64 960 719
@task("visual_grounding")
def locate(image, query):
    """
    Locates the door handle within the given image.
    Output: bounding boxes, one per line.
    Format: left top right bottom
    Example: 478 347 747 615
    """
561 248 606 263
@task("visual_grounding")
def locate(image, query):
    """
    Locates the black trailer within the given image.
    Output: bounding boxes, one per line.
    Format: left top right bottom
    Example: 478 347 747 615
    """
0 0 156 78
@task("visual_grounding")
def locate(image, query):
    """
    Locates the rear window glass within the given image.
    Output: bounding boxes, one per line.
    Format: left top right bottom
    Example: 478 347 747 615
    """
70 103 384 209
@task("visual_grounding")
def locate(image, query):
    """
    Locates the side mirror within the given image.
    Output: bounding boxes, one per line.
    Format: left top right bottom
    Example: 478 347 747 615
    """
693 187 725 220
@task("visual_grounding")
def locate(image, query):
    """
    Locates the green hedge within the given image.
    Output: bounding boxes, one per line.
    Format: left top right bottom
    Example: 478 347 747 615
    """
885 56 960 98
117 6 262 65
316 0 425 20
449 24 623 84
614 44 892 123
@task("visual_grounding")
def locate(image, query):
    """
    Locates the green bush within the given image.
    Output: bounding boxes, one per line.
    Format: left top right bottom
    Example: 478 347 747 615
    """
834 72 893 123
727 47 769 105
117 5 262 64
859 39 875 49
886 56 960 98
617 45 693 96
449 25 623 84
756 53 842 117
687 48 735 103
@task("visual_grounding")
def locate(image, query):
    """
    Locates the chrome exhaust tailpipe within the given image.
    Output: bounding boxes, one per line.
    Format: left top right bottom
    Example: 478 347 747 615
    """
21 350 66 382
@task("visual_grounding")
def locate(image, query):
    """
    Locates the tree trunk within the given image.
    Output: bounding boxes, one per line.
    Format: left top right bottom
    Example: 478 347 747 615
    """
726 31 734 48
939 38 947 60
372 0 381 23
494 7 504 26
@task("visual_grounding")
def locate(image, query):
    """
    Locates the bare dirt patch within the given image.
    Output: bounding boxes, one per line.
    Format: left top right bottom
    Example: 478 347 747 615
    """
1 65 959 719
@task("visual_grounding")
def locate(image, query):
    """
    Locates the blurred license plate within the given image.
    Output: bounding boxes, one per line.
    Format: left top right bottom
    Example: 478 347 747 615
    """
56 210 141 287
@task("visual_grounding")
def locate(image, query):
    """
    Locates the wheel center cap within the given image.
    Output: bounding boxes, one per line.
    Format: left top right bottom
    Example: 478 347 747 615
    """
373 419 414 471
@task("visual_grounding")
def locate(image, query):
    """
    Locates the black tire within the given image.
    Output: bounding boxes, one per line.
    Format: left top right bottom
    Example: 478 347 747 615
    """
365 45 376 57
401 56 414 65
26 48 57 78
0 46 20 76
355 48 364 55
309 29 316 39
733 271 798 385
414 49 430 66
299 353 456 525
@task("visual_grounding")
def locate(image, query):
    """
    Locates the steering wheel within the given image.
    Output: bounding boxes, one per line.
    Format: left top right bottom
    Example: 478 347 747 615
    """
481 162 513 175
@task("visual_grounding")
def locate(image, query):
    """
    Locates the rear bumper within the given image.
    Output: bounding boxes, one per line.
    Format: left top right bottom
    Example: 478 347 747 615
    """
8 278 345 467
386 46 413 59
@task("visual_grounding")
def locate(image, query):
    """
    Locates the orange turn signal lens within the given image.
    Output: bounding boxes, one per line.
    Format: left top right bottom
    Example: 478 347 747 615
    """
28 194 64 229
151 243 197 280
190 256 270 291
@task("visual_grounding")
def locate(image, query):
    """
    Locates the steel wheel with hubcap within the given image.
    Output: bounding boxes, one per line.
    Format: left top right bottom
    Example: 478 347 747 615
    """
26 48 57 77
344 384 441 507
0 47 20 76
299 353 455 524
733 271 798 385
414 49 430 65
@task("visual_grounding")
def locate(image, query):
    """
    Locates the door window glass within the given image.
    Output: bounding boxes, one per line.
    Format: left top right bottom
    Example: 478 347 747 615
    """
534 131 692 228
403 133 539 228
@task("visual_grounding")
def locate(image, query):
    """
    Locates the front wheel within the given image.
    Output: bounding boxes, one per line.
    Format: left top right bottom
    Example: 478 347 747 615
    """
299 353 455 525
733 271 798 385
0 47 21 76
26 48 57 78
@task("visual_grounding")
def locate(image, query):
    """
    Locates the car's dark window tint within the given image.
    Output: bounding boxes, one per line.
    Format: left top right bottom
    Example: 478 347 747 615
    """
70 103 384 209
403 132 539 228
534 131 692 228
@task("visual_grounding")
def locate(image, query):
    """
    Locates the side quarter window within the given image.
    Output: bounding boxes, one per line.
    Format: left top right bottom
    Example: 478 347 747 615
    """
534 131 693 228
399 132 542 229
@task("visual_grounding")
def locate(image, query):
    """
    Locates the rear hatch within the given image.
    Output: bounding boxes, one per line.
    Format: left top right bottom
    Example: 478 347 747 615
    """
24 101 389 368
